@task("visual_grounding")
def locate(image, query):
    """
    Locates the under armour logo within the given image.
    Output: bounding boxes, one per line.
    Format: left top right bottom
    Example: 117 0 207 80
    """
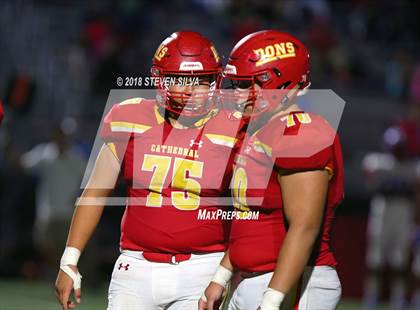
190 140 203 148
118 263 130 271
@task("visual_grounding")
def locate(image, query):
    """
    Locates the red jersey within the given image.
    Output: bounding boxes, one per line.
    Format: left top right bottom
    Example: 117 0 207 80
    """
0 101 3 124
229 111 344 272
397 119 420 157
101 98 242 254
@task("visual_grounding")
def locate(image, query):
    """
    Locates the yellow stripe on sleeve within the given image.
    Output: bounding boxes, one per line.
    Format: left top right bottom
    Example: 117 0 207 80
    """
110 121 152 134
205 134 237 148
253 139 273 157
119 97 143 106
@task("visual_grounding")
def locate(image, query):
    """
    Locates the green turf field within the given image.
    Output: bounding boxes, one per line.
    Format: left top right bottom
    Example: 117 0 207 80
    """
0 279 388 309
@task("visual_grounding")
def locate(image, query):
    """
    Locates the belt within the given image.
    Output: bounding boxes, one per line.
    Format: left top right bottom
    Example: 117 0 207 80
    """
240 271 270 279
142 252 191 264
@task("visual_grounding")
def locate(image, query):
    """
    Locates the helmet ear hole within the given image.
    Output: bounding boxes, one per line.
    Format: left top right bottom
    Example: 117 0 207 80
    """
255 72 270 85
151 67 160 76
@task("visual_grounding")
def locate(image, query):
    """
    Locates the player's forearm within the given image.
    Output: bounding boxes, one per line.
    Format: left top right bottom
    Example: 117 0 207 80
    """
64 143 120 252
271 170 328 293
208 250 234 288
220 249 234 271
65 188 111 252
268 224 319 294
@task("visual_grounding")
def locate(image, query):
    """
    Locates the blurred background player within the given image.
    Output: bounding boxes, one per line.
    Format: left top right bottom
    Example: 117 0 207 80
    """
413 182 420 310
21 120 86 277
408 101 420 310
200 30 344 310
55 31 242 310
362 104 420 310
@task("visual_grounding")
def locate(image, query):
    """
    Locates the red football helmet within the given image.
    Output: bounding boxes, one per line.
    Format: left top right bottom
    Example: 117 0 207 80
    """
151 31 222 117
223 30 310 115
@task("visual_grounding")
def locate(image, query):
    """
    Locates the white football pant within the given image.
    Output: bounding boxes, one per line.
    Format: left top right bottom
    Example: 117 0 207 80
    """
108 250 223 310
228 266 341 310
366 195 413 270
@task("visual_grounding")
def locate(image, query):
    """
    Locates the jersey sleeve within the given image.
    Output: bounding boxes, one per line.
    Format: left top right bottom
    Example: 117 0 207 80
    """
99 98 155 161
99 103 132 161
100 104 121 143
259 112 337 172
100 97 150 141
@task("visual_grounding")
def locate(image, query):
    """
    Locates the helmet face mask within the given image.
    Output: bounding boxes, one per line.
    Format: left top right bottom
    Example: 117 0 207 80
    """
151 31 222 118
155 73 218 117
222 30 310 117
222 74 293 117
221 75 261 116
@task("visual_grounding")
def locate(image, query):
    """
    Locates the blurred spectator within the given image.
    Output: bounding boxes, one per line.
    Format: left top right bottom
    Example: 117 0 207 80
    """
397 102 420 158
362 125 419 310
0 133 37 278
328 45 351 87
21 119 86 276
409 64 420 103
348 2 368 40
385 51 412 99
305 16 336 55
304 15 337 85
84 14 114 58
299 0 330 22
84 16 125 99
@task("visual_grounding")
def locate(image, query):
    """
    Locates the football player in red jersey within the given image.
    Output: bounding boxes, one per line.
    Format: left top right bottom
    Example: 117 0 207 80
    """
55 31 243 310
200 30 344 310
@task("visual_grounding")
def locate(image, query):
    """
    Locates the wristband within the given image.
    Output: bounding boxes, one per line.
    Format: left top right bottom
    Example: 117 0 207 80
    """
260 288 285 310
60 247 82 290
60 247 81 267
211 265 233 288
